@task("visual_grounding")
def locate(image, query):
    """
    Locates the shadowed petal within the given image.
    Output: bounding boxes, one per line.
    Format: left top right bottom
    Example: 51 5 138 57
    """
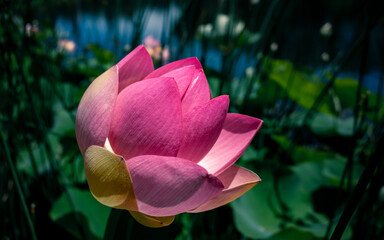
188 165 260 213
156 65 196 98
84 146 137 210
126 155 224 216
181 70 211 114
177 95 229 162
76 66 118 155
198 113 263 175
117 45 154 93
129 211 174 228
144 57 202 79
108 77 183 160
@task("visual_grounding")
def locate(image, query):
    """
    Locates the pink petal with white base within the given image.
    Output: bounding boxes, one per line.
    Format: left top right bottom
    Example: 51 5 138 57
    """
108 78 183 160
117 45 154 92
127 155 223 216
177 95 229 162
188 165 261 213
144 57 202 79
181 70 211 114
76 66 118 155
198 113 263 175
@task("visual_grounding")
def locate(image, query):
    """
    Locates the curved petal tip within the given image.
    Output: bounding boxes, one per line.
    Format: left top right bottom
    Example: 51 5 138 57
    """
129 211 175 228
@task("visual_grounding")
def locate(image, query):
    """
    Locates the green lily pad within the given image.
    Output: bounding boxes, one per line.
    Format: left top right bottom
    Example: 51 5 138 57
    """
50 187 111 239
268 59 334 114
267 227 321 240
232 170 281 239
272 135 337 163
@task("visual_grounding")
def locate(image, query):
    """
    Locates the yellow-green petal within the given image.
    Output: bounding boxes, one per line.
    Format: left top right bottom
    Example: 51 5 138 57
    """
129 211 174 228
84 145 137 210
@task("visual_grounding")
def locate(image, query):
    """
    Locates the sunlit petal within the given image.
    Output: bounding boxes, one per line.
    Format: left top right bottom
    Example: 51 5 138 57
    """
117 45 154 92
127 155 224 216
108 77 183 159
188 165 260 212
84 146 137 210
76 66 118 155
198 113 262 175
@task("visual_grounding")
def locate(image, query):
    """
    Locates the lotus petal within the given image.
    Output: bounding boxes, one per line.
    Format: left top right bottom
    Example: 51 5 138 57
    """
126 155 224 216
84 146 137 209
188 165 260 213
177 95 229 162
117 45 154 93
76 66 118 155
198 113 263 175
129 211 174 228
157 65 196 98
181 70 211 113
144 57 202 79
108 78 183 159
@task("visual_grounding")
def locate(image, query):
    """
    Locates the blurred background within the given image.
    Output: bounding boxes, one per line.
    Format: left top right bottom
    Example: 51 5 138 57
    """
1 0 384 239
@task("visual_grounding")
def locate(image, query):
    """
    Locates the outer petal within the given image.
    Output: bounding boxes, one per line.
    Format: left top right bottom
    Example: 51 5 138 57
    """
117 45 154 92
129 211 174 228
181 70 211 114
126 155 224 216
108 78 183 160
198 113 263 175
144 57 202 79
84 146 137 209
188 165 261 213
177 95 229 162
76 66 118 155
156 65 196 98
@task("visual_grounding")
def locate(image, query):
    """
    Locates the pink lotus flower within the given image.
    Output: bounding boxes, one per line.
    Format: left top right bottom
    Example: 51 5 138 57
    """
75 45 262 228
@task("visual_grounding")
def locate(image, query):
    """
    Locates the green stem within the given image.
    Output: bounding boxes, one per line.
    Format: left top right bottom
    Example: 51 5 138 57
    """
104 209 133 240
1 132 38 240
330 134 384 240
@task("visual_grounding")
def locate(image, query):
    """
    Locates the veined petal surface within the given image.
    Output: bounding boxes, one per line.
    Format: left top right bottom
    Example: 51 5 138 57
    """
198 113 263 175
157 65 196 98
108 78 183 159
144 57 202 79
181 70 211 114
126 155 224 216
188 165 260 213
177 95 229 162
76 66 118 155
84 146 136 209
117 45 154 92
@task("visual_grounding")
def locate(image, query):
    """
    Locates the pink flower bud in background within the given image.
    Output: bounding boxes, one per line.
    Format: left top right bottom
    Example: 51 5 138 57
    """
58 39 76 53
162 46 170 64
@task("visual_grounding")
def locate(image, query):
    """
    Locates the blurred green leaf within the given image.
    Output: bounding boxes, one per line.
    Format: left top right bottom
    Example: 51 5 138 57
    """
207 76 221 97
255 79 286 108
333 78 358 109
232 163 339 239
86 44 116 64
278 173 319 220
309 112 354 136
232 170 281 239
267 227 321 240
240 145 268 163
322 158 364 187
268 60 334 114
272 135 337 163
50 187 111 239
